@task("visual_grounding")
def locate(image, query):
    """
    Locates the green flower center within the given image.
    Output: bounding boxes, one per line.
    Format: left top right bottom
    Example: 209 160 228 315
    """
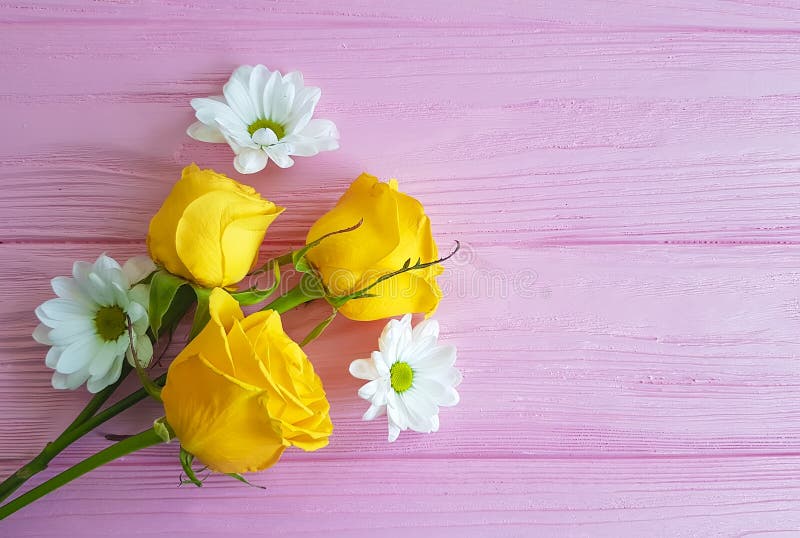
247 118 285 140
94 306 126 342
390 361 414 393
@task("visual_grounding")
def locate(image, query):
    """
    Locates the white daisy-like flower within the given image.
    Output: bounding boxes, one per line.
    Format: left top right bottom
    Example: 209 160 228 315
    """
33 254 157 393
187 64 340 174
349 314 462 442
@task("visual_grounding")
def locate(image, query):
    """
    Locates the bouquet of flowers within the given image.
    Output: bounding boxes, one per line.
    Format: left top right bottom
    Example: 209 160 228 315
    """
0 65 462 519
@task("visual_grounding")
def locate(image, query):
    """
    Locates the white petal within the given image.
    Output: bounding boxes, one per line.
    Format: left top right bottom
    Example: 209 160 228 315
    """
430 414 440 432
126 300 147 323
127 334 153 368
111 282 130 308
215 117 258 149
388 421 401 443
191 96 233 123
187 121 227 143
295 118 340 153
405 335 437 366
391 318 414 361
414 377 459 407
417 345 457 369
371 379 390 407
88 340 121 378
372 351 390 376
72 260 93 286
284 87 321 135
52 369 90 391
93 254 122 275
223 76 258 125
248 65 271 118
251 127 278 146
33 323 52 345
349 358 379 380
261 70 280 120
37 299 90 322
378 318 403 361
87 354 124 393
362 404 385 421
280 135 320 157
233 148 268 174
357 378 385 401
230 64 254 87
400 391 438 432
192 97 250 141
115 333 131 356
440 387 460 407
56 336 101 374
122 256 156 285
405 388 438 418
269 73 295 124
86 272 113 305
284 71 304 91
51 276 93 308
412 318 439 342
92 255 127 292
48 318 96 346
416 364 462 389
265 144 294 168
129 284 149 311
45 346 62 368
386 391 408 429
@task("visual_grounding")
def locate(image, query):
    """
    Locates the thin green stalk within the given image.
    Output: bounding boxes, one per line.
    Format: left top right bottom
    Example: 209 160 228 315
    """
0 365 133 503
261 281 319 314
63 364 132 432
0 370 166 504
0 428 165 520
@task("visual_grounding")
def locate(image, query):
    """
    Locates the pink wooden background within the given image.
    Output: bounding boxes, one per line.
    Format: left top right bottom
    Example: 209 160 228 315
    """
2 1 800 536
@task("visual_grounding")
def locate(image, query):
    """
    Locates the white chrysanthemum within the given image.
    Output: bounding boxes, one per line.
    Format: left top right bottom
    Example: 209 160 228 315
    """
33 254 157 393
187 64 340 174
349 314 462 442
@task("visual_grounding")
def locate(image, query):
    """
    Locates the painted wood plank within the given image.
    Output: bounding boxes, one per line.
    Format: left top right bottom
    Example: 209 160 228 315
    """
1 242 798 463
2 12 800 244
2 0 800 535
3 455 800 537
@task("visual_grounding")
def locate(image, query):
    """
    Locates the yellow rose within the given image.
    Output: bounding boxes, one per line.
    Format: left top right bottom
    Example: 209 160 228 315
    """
147 164 284 288
305 173 443 321
161 288 332 474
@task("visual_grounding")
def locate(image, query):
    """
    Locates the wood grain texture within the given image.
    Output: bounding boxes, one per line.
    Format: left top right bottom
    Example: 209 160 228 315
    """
1 1 800 536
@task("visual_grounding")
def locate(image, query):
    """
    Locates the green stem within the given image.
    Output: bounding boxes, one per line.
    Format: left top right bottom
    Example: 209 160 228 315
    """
0 365 133 503
126 317 162 402
0 428 165 520
249 251 294 276
261 279 319 314
64 364 132 432
0 369 165 504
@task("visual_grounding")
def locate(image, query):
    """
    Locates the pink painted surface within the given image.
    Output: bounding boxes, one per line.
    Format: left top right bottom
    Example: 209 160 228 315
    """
2 1 800 535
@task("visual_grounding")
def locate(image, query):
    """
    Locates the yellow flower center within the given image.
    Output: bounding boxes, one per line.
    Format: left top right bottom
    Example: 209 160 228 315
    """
247 118 285 140
94 306 127 342
390 361 414 393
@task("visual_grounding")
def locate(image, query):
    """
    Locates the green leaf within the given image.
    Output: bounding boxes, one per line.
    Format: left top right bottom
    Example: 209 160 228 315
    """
179 448 203 488
148 270 190 339
157 285 196 337
231 260 281 306
330 241 461 306
226 473 266 489
300 307 337 347
292 219 363 274
152 417 174 443
189 287 212 341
